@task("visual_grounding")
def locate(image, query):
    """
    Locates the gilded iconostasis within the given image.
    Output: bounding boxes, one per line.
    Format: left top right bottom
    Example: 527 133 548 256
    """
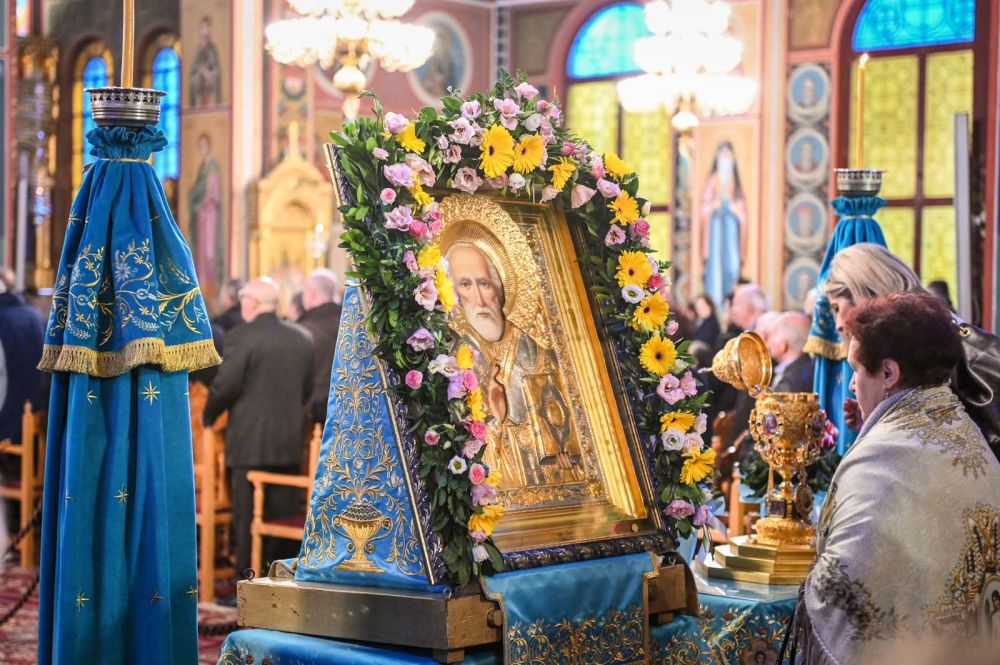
1 0 998 326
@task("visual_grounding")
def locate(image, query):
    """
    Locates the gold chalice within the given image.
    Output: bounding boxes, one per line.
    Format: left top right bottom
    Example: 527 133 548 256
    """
334 501 392 573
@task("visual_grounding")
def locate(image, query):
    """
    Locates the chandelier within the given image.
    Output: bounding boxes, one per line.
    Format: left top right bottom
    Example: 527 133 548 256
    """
616 0 757 130
265 0 435 117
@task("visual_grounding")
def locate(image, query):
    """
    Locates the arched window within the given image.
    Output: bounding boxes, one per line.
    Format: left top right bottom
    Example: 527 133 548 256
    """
73 43 112 193
16 0 30 37
144 35 181 185
565 2 671 259
845 0 981 302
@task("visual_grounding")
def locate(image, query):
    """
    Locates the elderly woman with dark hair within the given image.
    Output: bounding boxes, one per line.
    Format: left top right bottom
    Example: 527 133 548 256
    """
794 292 1000 664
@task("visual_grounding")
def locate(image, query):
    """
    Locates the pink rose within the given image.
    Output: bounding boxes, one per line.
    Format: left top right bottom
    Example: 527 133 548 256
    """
684 432 703 451
632 218 651 239
443 143 462 164
380 188 397 204
385 112 408 135
424 430 440 446
460 100 481 120
466 419 488 441
468 463 487 484
372 147 389 160
605 225 627 246
540 186 559 203
664 499 695 520
515 82 539 100
407 220 430 240
596 178 621 199
471 483 496 506
405 370 423 390
383 163 414 187
405 153 435 187
414 280 438 311
452 167 483 194
462 438 485 459
403 250 418 273
570 184 596 209
695 414 708 435
666 320 679 336
407 328 435 352
648 273 665 290
590 154 605 180
428 217 443 235
547 105 562 122
560 141 576 156
680 371 698 396
693 503 713 527
384 206 414 231
462 370 479 392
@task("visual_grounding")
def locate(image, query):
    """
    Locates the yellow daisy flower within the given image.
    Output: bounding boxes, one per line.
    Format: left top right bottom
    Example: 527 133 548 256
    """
410 176 433 208
456 344 476 369
604 152 632 180
435 268 455 312
399 123 426 153
639 335 678 377
548 158 576 190
609 192 640 225
615 251 654 288
680 447 716 485
480 125 515 178
513 134 545 174
468 503 506 537
417 244 441 270
466 387 487 422
484 467 502 488
660 410 695 434
631 293 669 332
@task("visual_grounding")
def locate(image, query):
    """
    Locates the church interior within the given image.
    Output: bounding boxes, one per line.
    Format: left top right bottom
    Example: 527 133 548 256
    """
1 0 999 663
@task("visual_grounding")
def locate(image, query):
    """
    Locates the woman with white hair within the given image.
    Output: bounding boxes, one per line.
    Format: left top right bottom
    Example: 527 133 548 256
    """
823 243 1000 460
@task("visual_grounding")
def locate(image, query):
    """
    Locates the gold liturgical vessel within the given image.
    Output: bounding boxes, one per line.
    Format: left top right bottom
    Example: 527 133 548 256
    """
697 333 825 585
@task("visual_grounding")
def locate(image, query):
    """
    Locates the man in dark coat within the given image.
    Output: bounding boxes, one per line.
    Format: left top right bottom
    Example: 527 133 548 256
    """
296 269 342 427
203 277 314 575
214 277 245 332
0 269 46 444
768 313 815 393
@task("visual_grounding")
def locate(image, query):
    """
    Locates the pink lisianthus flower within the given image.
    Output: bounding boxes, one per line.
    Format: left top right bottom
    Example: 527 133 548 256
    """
471 482 496 506
523 113 543 132
468 463 487 484
403 250 419 273
632 218 651 240
414 279 438 311
452 166 483 194
540 186 559 203
605 225 627 246
383 163 414 187
405 153 435 187
596 178 621 199
385 112 408 135
372 147 389 160
666 320 680 336
460 100 481 120
406 328 435 352
692 503 713 527
462 370 479 393
664 499 695 520
499 114 518 131
484 174 508 190
424 430 440 446
447 374 468 400
683 433 703 451
560 141 576 156
494 97 519 116
695 413 708 435
428 216 443 236
428 354 458 378
380 188 397 205
462 438 485 459
466 419 488 440
436 135 449 150
680 371 698 397
571 184 596 209
657 375 685 405
449 117 476 145
590 155 606 180
443 143 462 164
384 206 414 231
405 370 423 390
515 82 539 100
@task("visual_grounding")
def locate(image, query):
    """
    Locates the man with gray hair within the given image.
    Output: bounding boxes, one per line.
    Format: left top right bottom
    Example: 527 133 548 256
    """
298 269 342 425
767 312 814 393
204 277 314 578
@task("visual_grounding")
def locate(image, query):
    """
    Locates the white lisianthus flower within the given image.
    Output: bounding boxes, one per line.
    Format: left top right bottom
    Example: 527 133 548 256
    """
641 200 652 217
448 456 468 474
672 358 688 375
472 544 489 562
622 285 644 304
661 428 686 452
523 113 543 132
683 433 703 451
508 173 527 190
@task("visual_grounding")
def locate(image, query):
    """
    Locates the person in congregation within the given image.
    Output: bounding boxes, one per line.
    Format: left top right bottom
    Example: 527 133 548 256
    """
296 269 343 426
794 291 1000 664
690 293 721 348
203 277 315 578
767 312 814 393
824 243 1000 460
214 277 246 332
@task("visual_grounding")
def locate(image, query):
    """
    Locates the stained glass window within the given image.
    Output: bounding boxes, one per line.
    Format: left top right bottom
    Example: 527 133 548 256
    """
853 0 975 51
567 3 650 79
74 48 111 192
16 0 30 37
875 207 916 265
566 82 619 155
151 47 181 183
922 50 973 198
921 205 958 299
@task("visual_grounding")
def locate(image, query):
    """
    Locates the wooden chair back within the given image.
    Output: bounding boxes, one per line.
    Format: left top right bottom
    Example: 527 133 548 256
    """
0 401 47 568
194 412 234 602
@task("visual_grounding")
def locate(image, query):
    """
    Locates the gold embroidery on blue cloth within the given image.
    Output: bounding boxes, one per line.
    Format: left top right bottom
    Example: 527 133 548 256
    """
298 290 425 577
86 390 97 404
75 590 89 611
187 586 198 601
652 601 792 665
150 590 163 604
141 381 160 405
115 486 128 505
930 504 1000 632
506 605 646 665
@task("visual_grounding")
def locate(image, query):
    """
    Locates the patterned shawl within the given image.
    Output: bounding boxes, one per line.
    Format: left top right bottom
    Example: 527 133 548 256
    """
800 385 1000 664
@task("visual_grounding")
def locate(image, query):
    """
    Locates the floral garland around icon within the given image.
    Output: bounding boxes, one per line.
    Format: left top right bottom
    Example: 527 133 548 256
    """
333 70 714 584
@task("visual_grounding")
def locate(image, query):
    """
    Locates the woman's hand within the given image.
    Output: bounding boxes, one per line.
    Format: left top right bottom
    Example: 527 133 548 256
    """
844 398 863 431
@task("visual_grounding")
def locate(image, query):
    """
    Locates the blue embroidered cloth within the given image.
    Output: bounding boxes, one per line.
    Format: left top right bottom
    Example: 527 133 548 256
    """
481 552 658 664
807 195 886 454
217 629 500 664
296 286 440 590
37 126 217 664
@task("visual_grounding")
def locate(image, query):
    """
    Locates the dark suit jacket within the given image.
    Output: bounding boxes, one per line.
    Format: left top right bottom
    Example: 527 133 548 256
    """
772 354 815 394
204 313 314 468
297 301 342 425
0 293 47 442
214 305 245 332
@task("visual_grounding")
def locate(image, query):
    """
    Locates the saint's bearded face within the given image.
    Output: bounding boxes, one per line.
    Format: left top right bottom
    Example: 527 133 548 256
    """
449 244 505 342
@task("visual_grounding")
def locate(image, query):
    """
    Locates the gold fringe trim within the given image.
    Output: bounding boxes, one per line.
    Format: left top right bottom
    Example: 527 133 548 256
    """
38 338 221 378
804 335 847 361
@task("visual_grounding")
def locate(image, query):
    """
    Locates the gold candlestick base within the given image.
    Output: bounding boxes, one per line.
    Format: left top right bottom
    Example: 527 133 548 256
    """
697 536 815 585
753 516 815 547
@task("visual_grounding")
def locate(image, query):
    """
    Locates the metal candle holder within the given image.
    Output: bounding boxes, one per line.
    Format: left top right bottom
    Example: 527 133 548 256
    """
834 168 884 198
